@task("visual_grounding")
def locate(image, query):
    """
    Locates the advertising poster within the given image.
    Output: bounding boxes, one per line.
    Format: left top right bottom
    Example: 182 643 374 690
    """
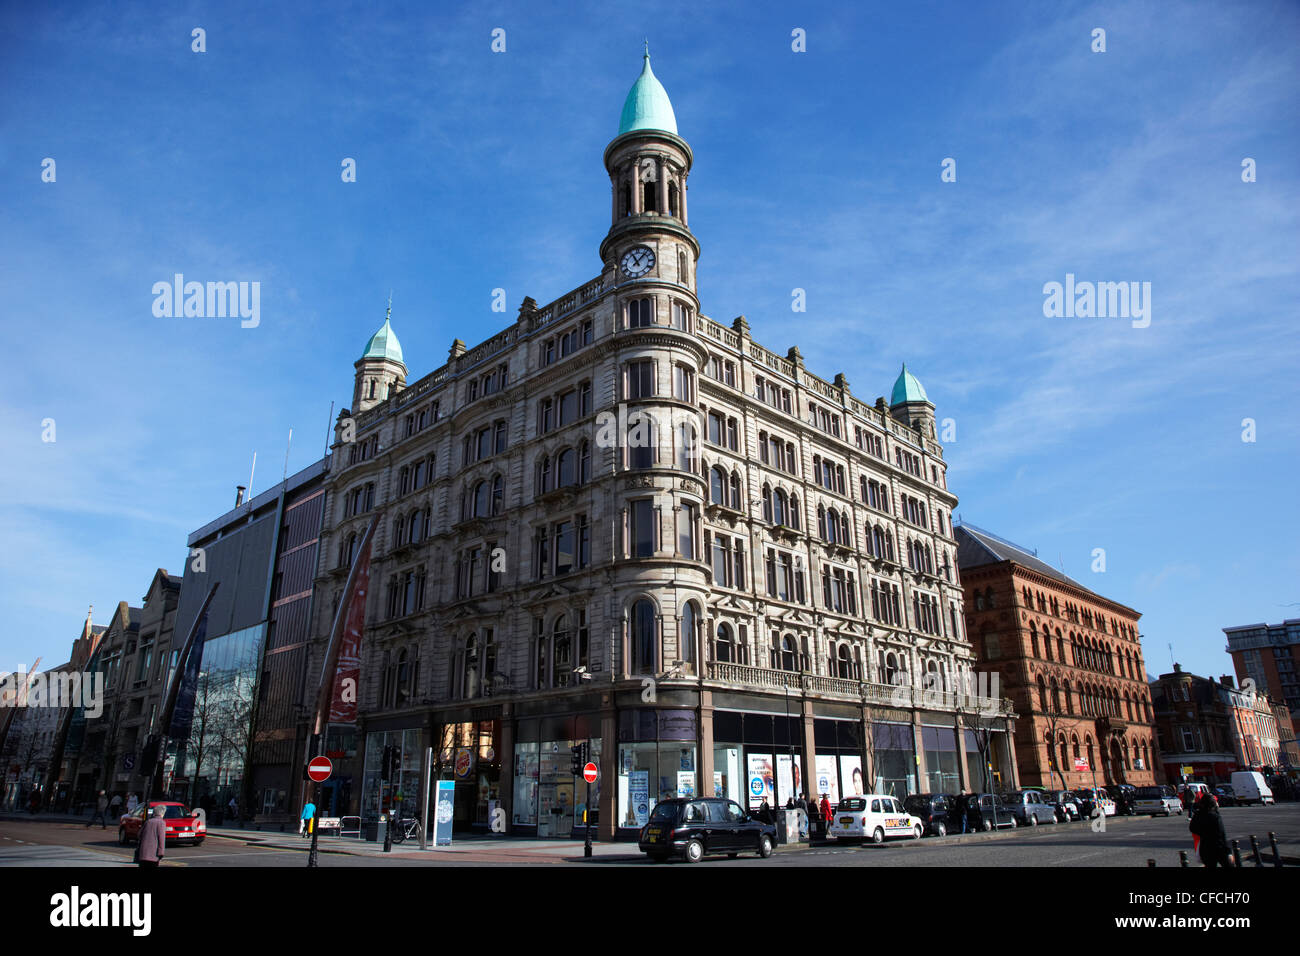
629 770 650 826
713 771 723 798
769 754 800 806
433 779 456 847
677 771 695 798
840 755 864 797
815 755 840 805
747 753 774 808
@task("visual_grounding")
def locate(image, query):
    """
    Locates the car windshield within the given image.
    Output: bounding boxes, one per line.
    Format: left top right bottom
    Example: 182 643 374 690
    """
648 802 679 823
152 804 190 819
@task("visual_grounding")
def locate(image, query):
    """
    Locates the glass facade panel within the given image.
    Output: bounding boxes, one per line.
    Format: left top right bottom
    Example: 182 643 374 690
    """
872 722 916 798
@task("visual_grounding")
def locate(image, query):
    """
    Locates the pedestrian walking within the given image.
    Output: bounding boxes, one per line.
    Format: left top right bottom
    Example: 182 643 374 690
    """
86 790 109 829
126 793 139 815
955 792 969 834
819 792 833 831
300 800 316 838
1188 793 1232 867
109 792 123 818
137 805 167 867
227 795 239 824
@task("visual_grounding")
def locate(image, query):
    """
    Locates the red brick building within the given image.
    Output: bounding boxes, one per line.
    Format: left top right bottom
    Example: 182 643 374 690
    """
956 523 1158 790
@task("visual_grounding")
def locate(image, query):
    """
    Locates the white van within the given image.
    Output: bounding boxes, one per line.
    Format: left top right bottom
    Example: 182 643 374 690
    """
1229 771 1275 805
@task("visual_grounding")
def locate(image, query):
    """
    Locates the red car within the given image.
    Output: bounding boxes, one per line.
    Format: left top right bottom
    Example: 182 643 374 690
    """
117 801 206 846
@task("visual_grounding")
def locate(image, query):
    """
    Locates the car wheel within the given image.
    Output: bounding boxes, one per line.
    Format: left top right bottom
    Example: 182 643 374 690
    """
913 825 922 840
872 827 885 844
1030 814 1038 826
935 822 947 837
684 839 704 864
758 835 773 859
1012 817 1019 828
982 819 992 832
117 827 128 846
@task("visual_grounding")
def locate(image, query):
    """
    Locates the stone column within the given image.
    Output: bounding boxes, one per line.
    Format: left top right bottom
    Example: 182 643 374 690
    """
698 689 714 798
631 159 643 214
658 155 669 215
912 711 926 794
598 700 618 840
498 703 514 831
681 179 688 225
801 695 816 802
955 714 969 791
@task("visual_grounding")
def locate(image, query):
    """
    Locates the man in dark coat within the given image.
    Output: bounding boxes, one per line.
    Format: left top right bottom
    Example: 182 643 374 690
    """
1188 793 1232 867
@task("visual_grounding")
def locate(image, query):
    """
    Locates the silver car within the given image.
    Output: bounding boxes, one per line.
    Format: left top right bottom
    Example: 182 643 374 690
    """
1002 790 1059 826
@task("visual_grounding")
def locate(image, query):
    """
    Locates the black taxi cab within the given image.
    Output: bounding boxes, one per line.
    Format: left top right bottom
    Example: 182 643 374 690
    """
639 797 777 863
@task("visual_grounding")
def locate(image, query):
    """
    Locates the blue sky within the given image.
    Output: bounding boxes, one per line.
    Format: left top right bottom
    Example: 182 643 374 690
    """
2 0 1297 682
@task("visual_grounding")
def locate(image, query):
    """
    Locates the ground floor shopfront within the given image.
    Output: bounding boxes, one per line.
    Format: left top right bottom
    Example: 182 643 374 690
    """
349 687 1018 840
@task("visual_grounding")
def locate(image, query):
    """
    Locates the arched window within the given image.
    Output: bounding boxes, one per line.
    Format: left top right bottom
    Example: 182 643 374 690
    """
729 471 741 509
836 645 853 680
491 474 503 515
1037 675 1048 710
579 440 591 483
557 447 576 486
536 455 552 494
1072 735 1080 760
1059 736 1068 776
631 600 656 674
409 509 423 543
779 634 797 672
789 494 801 530
1064 680 1074 714
710 466 726 505
396 648 410 705
679 602 698 666
761 484 773 522
716 622 735 663
553 615 572 687
773 489 787 526
462 636 479 699
473 480 489 517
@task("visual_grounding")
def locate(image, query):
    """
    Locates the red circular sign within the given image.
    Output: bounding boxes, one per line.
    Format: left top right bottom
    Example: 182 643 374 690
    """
583 762 598 784
308 756 332 782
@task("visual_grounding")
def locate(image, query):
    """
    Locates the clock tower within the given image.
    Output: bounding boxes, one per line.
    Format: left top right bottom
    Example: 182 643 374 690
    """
600 49 698 308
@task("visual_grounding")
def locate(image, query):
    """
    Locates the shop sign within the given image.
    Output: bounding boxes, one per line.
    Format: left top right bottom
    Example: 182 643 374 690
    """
1073 757 1090 772
455 747 474 778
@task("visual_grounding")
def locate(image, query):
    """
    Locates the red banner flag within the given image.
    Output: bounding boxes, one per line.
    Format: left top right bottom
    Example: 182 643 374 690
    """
329 528 374 724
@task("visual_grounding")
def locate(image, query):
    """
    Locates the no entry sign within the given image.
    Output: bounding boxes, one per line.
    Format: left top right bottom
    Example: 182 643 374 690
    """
308 756 333 782
583 762 598 784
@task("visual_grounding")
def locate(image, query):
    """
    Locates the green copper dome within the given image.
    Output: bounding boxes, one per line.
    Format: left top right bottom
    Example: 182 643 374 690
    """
890 363 930 406
362 317 404 366
618 51 678 136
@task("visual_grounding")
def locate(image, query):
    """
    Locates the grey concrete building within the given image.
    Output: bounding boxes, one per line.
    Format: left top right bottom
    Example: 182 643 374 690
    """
313 53 1014 839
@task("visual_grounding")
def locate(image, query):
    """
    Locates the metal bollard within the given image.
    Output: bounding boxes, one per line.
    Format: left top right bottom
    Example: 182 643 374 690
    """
1179 850 1189 867
1232 839 1242 867
1250 834 1262 866
1147 858 1156 867
1269 832 1281 868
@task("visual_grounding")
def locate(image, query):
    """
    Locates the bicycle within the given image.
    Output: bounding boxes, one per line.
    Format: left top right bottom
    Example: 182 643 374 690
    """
389 816 421 844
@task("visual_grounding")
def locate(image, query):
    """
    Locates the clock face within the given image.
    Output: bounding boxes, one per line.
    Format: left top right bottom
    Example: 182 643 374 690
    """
621 246 655 278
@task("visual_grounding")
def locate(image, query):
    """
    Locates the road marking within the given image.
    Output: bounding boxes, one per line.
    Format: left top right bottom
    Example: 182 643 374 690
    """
1049 850 1107 865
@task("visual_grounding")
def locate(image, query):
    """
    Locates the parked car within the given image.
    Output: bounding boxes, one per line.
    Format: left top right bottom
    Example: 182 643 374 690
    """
968 792 1018 831
117 801 206 846
639 798 776 863
1134 785 1182 816
1229 771 1275 806
1073 788 1116 817
828 795 924 843
1177 782 1214 808
1001 790 1058 826
1045 789 1081 822
1213 785 1237 806
1109 784 1137 815
903 793 959 836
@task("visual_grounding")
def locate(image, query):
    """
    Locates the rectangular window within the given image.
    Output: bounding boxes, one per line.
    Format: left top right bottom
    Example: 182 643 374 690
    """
554 520 575 574
559 389 578 425
630 500 655 558
626 360 654 399
678 503 697 559
628 297 654 328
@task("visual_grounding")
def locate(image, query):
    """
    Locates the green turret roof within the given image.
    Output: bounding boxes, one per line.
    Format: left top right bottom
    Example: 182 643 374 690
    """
362 317 404 366
618 50 678 136
890 363 930 406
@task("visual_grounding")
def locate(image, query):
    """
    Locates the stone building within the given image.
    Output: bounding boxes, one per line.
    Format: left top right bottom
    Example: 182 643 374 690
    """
313 52 1014 839
956 523 1159 791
